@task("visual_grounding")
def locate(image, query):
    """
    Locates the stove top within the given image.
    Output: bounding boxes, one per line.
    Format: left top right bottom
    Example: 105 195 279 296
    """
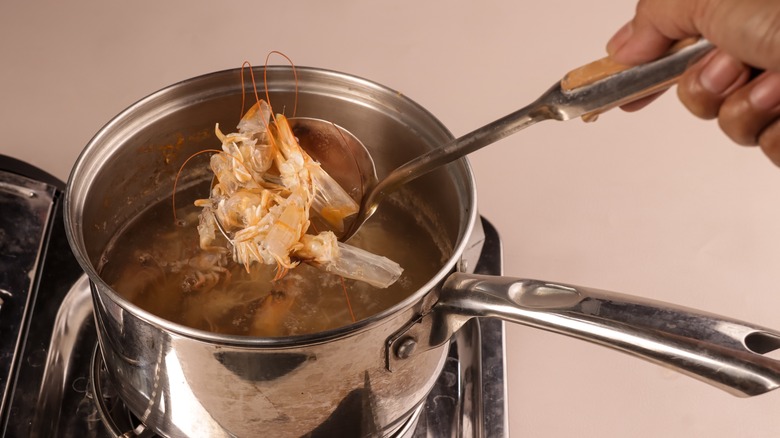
0 158 507 437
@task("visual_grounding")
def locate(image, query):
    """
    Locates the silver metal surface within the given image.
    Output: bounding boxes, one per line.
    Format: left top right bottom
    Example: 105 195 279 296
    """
341 39 714 240
0 169 58 423
289 117 377 206
389 273 780 398
10 215 506 437
64 66 480 437
32 275 94 435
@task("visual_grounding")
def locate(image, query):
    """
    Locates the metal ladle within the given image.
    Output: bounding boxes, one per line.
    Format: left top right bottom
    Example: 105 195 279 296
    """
216 39 714 242
320 38 713 241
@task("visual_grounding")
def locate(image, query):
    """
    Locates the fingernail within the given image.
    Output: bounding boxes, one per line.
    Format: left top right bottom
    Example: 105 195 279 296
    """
749 73 780 111
607 21 634 56
699 52 743 95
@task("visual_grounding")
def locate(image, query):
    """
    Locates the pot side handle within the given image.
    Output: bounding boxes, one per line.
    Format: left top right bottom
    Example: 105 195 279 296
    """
436 273 780 397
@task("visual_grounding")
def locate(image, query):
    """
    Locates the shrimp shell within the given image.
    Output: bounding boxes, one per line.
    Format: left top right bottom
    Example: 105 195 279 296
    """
195 100 402 287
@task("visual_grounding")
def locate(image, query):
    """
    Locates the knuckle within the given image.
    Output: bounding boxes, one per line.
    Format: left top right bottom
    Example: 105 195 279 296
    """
718 96 759 145
758 120 780 167
677 73 720 119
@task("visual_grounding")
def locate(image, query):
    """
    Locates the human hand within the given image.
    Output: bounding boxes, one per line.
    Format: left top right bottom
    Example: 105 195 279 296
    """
607 0 780 166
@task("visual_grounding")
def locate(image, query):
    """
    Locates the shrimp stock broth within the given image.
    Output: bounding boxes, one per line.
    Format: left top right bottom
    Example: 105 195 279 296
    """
98 179 447 337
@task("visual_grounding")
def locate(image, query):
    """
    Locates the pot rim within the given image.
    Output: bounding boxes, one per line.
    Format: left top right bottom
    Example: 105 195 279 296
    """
65 65 479 347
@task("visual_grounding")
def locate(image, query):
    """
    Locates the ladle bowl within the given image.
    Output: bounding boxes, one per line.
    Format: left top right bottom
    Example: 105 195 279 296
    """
289 117 377 206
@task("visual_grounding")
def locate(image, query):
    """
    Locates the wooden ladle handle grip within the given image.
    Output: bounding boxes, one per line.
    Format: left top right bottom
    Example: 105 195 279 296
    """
561 38 703 92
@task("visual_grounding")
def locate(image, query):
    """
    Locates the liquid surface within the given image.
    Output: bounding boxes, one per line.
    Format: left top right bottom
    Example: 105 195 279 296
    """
99 182 447 337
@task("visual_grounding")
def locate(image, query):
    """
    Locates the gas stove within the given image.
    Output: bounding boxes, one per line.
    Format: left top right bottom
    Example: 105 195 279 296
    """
0 155 507 437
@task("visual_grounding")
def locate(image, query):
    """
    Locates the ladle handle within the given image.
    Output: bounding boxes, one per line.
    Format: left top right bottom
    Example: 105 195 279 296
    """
437 273 780 397
562 38 704 90
369 39 714 204
349 39 715 241
561 38 714 120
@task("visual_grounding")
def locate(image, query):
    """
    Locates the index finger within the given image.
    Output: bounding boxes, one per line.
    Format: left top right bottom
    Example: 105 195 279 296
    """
608 0 780 71
607 0 704 65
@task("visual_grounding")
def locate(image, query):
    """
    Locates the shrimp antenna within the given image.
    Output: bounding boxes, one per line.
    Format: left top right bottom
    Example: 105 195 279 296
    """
172 149 222 222
264 50 299 120
239 61 254 120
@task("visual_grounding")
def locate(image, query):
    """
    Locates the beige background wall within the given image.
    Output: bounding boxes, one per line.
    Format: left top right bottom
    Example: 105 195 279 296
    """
3 1 780 436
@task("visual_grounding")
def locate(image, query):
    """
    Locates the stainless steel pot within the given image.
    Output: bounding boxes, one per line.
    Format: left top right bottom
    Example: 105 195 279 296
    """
65 66 780 438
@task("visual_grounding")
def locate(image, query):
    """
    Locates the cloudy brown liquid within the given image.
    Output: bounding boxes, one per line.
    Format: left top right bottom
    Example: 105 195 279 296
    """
99 182 446 337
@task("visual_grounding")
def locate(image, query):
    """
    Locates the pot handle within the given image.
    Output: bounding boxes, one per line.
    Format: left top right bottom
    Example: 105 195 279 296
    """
423 273 780 397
